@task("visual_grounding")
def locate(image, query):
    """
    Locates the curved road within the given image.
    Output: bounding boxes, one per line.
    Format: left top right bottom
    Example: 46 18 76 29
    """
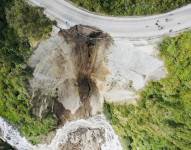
29 0 191 39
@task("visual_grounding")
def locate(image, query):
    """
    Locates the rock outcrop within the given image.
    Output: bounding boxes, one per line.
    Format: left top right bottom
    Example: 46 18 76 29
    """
29 25 112 124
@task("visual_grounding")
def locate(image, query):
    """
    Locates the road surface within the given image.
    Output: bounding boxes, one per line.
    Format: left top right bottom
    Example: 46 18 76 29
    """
29 0 191 39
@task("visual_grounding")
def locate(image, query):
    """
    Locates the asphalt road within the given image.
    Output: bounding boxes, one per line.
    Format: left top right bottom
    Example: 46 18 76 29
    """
29 0 191 39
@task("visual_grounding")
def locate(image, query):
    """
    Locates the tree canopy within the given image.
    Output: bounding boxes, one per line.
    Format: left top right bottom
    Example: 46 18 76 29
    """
70 0 191 16
6 0 55 43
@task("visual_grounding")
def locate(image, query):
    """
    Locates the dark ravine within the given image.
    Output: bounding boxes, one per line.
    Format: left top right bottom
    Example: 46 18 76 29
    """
0 139 15 150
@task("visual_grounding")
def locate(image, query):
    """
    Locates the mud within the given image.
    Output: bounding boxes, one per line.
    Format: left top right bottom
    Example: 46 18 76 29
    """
30 25 112 124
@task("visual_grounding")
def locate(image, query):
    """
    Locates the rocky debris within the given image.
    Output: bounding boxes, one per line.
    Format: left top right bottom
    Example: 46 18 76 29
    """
59 127 105 150
104 38 166 102
0 115 122 150
29 25 112 124
35 115 122 150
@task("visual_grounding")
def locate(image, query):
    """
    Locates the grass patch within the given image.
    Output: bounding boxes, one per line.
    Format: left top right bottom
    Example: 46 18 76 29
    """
104 31 191 150
70 0 191 16
0 0 57 144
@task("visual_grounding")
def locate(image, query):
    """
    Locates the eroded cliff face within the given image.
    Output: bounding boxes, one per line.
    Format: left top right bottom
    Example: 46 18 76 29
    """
29 25 112 124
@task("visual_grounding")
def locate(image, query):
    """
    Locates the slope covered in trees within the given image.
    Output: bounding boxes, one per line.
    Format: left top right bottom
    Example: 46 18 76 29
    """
0 0 56 144
6 0 56 44
104 31 191 149
70 0 191 16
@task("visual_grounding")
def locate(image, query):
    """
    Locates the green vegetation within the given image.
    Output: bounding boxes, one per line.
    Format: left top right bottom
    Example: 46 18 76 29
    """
70 0 191 16
104 31 191 149
6 0 56 44
0 0 56 144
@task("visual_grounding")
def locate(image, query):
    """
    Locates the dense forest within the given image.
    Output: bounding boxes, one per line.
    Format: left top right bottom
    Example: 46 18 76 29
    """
0 0 56 144
70 0 191 16
105 31 191 149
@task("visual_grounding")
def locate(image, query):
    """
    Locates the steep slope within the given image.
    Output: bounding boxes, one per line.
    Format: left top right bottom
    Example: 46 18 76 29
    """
29 25 112 124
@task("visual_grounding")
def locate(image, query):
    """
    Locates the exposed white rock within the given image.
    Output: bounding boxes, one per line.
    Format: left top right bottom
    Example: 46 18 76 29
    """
0 116 122 150
104 38 166 102
29 34 81 115
0 117 33 150
35 115 122 150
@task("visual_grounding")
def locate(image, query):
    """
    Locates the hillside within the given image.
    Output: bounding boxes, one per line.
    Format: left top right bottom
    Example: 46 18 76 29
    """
0 0 56 144
70 0 191 16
